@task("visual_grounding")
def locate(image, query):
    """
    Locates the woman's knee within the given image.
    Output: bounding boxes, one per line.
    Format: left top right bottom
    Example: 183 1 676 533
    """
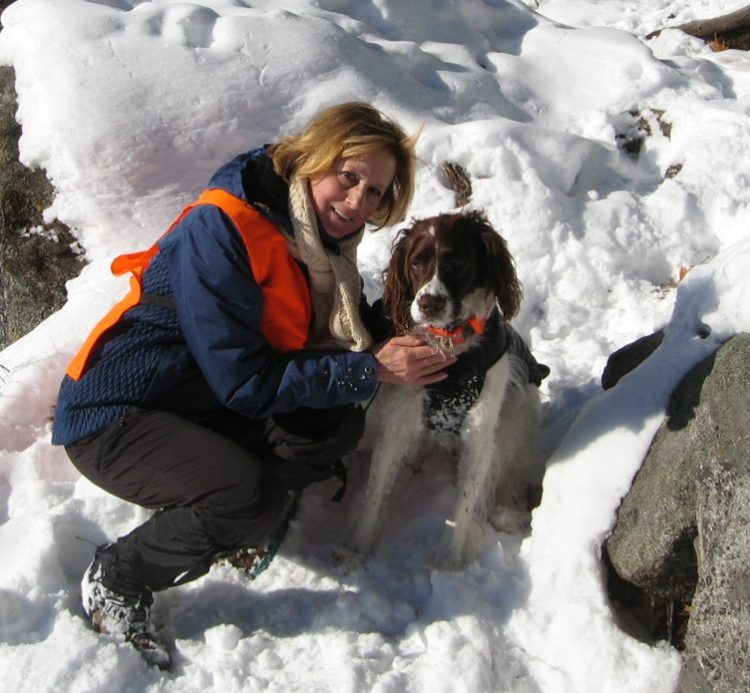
193 471 291 550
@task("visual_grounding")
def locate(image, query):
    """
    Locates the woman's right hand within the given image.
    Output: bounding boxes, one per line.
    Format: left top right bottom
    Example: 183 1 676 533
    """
372 336 457 386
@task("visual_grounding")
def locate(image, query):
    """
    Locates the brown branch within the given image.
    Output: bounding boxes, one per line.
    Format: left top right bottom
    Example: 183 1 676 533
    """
649 5 750 50
441 162 472 207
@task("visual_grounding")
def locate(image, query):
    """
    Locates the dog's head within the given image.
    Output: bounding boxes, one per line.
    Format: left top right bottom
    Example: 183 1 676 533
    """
383 210 521 350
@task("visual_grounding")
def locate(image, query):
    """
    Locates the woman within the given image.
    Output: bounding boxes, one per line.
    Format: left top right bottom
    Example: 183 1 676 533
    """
52 102 455 669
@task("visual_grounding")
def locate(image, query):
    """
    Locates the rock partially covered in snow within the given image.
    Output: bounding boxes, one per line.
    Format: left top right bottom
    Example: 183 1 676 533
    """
606 333 750 693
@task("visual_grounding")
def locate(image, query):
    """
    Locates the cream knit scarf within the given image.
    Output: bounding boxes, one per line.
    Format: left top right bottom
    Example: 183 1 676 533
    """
286 176 373 352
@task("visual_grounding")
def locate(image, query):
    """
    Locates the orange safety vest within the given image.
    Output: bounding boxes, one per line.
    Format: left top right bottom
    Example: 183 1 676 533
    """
66 188 312 381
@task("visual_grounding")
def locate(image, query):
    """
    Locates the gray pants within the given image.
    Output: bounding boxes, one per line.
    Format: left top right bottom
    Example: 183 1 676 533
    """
66 405 364 592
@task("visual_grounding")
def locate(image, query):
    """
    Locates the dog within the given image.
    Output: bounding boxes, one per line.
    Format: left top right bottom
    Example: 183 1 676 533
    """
349 210 549 567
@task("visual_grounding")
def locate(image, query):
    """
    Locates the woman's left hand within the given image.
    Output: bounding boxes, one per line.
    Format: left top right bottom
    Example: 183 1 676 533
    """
372 336 457 386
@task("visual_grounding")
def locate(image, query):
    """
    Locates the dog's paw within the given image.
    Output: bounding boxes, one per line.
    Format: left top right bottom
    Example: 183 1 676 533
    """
345 523 378 557
489 507 530 534
433 522 471 570
434 517 497 569
331 546 369 574
346 507 389 556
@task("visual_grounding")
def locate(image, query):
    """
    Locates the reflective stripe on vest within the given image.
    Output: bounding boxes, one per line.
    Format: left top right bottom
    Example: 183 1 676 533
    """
65 188 311 380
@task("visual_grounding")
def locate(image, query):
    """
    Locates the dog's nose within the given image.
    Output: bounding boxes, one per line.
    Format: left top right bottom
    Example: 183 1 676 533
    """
417 293 447 317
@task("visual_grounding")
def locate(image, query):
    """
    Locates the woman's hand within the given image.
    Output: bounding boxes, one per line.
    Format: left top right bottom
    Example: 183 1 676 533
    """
372 336 457 386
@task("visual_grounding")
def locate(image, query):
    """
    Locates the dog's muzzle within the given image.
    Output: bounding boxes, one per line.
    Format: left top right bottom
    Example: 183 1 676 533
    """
415 292 447 319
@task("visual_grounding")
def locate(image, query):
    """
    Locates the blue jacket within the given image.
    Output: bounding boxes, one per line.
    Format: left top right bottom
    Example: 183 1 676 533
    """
52 149 380 446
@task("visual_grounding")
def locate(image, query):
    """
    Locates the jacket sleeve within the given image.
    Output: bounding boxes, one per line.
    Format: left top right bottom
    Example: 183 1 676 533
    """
161 205 379 417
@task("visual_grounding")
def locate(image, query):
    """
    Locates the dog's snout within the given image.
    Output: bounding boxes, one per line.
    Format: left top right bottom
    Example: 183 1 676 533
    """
417 293 447 317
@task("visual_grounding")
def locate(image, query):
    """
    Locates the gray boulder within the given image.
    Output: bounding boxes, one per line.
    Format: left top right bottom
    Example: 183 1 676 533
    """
0 64 82 350
605 333 750 693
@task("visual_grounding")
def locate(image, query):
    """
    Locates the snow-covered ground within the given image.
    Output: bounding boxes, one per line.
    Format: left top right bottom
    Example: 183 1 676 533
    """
1 0 749 690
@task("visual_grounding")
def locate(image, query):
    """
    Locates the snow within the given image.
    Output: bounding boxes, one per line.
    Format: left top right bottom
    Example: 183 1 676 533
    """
1 0 749 690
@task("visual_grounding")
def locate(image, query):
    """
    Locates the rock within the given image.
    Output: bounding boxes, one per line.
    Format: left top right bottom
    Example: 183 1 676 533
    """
0 64 82 350
601 328 664 390
605 333 750 692
683 455 750 692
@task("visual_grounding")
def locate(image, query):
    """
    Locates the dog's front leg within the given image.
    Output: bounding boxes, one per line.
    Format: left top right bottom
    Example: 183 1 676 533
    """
348 385 424 554
436 356 511 568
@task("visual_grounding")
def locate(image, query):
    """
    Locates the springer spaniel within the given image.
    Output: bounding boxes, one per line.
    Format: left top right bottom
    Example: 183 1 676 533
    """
350 210 549 567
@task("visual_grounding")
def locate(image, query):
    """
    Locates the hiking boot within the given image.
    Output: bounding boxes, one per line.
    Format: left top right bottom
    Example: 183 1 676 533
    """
81 548 171 671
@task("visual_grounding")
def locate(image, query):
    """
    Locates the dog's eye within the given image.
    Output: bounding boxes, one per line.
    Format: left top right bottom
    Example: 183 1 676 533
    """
409 252 430 269
441 258 465 275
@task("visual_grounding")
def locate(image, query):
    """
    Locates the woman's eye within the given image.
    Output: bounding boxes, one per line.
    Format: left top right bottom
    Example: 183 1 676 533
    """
368 187 383 200
338 171 358 186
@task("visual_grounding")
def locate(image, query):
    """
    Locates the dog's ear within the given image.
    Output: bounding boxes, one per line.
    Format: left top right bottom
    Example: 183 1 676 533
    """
382 228 415 334
475 214 522 320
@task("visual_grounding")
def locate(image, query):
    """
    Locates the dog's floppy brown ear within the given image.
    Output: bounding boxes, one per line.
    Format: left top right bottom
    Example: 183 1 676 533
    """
477 217 522 320
382 228 415 335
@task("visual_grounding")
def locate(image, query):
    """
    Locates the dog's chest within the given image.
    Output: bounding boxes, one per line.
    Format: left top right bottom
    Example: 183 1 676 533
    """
424 370 486 436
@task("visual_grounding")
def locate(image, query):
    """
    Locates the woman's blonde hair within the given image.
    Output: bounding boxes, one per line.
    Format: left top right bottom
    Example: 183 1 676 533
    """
269 102 420 228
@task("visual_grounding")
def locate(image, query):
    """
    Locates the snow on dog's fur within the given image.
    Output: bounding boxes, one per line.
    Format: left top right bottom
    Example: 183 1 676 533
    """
349 210 547 567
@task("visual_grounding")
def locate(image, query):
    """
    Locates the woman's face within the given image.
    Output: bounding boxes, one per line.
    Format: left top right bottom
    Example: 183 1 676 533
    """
309 147 397 239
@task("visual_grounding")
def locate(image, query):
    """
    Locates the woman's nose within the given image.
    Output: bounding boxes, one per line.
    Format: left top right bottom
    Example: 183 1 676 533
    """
345 183 367 212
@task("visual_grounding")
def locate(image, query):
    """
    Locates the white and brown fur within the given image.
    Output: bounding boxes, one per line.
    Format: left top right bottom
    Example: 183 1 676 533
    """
349 210 544 567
